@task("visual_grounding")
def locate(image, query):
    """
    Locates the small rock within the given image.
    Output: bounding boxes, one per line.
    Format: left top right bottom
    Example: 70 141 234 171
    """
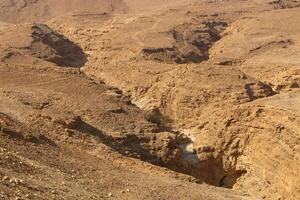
108 193 113 197
2 176 9 182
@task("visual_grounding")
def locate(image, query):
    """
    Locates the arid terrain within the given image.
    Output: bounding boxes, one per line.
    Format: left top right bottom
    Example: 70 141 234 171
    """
0 0 299 199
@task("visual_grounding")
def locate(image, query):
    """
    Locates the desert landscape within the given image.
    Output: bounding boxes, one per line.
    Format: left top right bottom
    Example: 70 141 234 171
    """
0 0 299 199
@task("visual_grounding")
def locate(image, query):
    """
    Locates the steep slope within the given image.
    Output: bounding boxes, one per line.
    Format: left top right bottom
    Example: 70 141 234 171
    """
0 63 257 200
0 23 86 67
210 8 300 91
0 0 299 200
43 1 300 199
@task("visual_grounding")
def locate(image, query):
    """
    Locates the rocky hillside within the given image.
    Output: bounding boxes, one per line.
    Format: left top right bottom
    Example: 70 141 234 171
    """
0 0 299 200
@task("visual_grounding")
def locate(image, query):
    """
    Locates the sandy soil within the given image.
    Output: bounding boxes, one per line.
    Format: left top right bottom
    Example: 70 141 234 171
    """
0 0 299 200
